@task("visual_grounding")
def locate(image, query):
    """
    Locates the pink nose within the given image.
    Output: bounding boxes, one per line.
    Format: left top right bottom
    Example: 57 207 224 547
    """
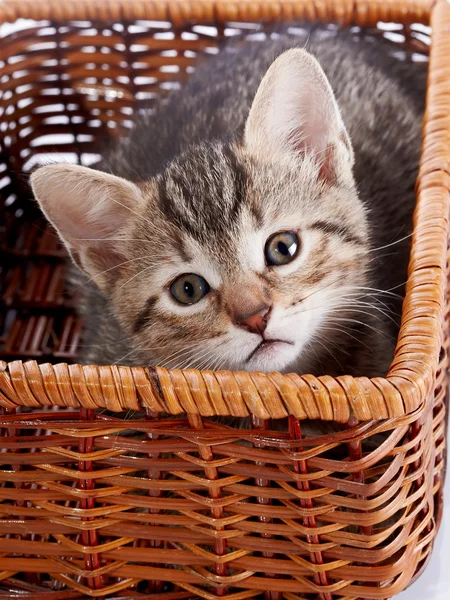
234 306 271 335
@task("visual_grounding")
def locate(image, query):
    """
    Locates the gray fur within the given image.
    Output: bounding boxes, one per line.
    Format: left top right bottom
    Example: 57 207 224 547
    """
48 25 426 377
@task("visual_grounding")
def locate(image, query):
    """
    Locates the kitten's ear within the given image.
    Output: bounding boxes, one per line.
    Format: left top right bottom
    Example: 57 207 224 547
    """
30 164 144 286
244 48 354 183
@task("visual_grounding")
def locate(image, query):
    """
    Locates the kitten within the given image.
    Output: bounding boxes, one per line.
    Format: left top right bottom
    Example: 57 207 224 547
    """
30 26 426 378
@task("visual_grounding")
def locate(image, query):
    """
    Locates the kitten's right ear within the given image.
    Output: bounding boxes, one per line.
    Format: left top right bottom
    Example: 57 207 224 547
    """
30 164 144 286
244 48 354 184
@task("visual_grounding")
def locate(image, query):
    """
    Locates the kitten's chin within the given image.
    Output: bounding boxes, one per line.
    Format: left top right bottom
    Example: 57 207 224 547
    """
243 340 300 373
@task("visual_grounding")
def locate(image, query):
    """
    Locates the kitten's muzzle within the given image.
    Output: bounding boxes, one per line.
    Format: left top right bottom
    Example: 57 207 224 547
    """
234 305 271 336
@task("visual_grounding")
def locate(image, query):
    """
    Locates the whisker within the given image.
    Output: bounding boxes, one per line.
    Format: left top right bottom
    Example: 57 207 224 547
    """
328 303 399 325
359 233 413 255
292 275 342 305
80 254 156 288
107 195 155 229
288 297 398 322
320 324 375 353
346 284 405 298
305 340 324 373
324 317 393 341
115 264 157 292
72 237 153 243
313 337 346 372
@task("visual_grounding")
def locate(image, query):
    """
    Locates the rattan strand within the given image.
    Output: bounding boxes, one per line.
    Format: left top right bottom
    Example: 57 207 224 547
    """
0 0 436 28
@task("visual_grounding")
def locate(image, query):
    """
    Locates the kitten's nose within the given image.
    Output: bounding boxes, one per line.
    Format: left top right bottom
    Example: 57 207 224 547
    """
234 305 271 336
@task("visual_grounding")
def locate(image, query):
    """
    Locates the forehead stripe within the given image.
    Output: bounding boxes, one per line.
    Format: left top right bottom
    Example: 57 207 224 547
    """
309 220 366 246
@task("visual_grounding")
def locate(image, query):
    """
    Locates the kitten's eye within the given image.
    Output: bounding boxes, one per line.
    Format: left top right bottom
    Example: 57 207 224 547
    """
265 231 299 266
170 273 210 305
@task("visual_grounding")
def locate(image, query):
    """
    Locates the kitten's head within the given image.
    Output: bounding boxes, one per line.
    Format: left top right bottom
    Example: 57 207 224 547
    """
31 49 370 373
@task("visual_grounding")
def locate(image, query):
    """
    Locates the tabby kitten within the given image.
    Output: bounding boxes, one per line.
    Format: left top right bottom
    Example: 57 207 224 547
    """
31 26 426 377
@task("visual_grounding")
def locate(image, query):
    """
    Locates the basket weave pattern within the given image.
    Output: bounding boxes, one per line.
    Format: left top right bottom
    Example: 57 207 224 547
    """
0 0 449 598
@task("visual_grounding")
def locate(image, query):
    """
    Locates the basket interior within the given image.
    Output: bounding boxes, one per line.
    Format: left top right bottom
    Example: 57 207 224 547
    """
0 18 432 365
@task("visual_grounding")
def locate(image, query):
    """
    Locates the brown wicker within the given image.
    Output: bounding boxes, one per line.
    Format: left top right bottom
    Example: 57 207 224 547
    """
0 0 448 598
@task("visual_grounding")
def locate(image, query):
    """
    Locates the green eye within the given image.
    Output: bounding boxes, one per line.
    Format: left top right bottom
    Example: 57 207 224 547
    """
265 231 300 266
170 273 210 305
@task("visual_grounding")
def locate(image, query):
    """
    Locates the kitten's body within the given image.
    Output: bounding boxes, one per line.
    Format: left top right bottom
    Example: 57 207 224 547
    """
35 26 426 377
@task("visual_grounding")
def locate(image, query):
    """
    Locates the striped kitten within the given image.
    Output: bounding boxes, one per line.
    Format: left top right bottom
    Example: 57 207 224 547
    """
31 27 426 378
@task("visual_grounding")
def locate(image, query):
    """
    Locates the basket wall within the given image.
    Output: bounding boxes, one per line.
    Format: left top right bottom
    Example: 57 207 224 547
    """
0 1 449 599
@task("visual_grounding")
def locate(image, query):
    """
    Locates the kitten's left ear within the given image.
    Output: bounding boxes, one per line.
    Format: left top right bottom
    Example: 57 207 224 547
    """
30 164 144 287
244 48 354 184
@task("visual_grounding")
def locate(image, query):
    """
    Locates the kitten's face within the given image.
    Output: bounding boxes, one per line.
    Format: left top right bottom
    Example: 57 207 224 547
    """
110 143 369 373
31 48 371 373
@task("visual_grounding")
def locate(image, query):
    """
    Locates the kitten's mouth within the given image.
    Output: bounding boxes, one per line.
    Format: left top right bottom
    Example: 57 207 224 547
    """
247 338 294 362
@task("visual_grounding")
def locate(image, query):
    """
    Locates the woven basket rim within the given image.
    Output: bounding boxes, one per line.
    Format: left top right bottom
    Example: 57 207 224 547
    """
0 0 437 28
0 0 448 422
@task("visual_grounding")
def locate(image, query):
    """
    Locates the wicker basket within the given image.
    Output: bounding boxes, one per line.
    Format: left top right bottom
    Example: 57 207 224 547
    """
0 0 449 598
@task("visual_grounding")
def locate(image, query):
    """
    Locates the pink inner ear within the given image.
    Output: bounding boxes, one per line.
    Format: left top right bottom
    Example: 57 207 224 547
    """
52 195 126 249
315 131 353 184
316 144 338 184
60 190 135 279
291 130 338 185
80 242 128 285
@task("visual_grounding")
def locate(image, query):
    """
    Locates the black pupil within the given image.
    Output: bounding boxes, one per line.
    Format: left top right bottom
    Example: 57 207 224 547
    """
183 281 194 298
278 241 290 256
